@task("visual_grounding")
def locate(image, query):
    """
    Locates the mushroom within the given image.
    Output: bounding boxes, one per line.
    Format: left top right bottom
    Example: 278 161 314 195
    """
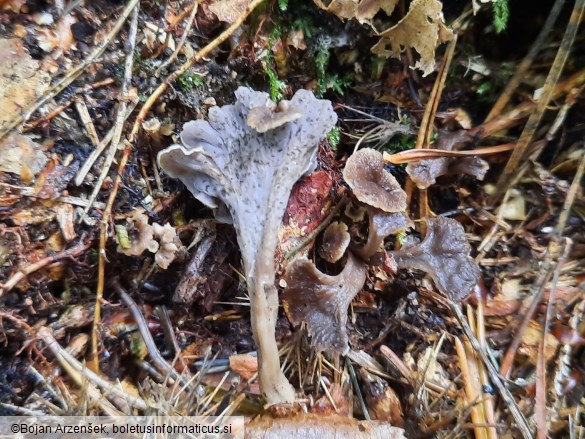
319 221 351 263
352 210 414 263
282 252 367 354
406 130 489 189
247 100 303 133
157 87 337 404
390 216 480 301
343 148 407 213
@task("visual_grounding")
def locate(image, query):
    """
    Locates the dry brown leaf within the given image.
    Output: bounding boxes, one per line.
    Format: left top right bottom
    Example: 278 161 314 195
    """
36 14 76 59
313 0 398 23
229 353 258 379
0 39 50 132
208 0 248 24
371 0 453 76
0 0 26 13
0 133 48 183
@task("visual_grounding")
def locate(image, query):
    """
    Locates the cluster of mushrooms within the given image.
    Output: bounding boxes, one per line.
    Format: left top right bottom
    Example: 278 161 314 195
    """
158 87 480 406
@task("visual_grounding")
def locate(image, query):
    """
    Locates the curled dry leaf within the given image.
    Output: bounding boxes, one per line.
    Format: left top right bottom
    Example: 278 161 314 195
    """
319 221 351 263
283 252 366 354
0 133 48 183
158 87 337 404
391 216 480 302
406 130 489 189
372 0 453 77
0 39 49 133
313 0 398 24
343 148 406 212
208 0 248 24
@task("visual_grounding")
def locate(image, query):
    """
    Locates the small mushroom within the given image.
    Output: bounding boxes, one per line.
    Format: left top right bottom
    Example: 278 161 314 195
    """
352 209 414 263
283 252 367 354
247 100 303 133
319 221 350 263
158 87 337 404
390 216 480 301
406 130 489 189
343 148 407 212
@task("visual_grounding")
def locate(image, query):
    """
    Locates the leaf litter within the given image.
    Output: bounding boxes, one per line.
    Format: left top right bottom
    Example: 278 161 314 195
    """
0 0 584 437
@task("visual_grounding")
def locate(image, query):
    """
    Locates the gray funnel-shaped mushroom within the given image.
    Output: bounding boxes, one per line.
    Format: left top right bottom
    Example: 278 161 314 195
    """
158 87 337 404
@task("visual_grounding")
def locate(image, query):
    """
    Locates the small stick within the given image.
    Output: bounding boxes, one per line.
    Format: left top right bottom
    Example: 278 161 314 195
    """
451 304 533 439
0 0 140 141
0 239 91 297
74 103 136 186
384 143 516 163
536 239 571 439
485 0 566 121
81 3 140 219
454 335 487 439
74 98 100 147
37 326 149 412
129 0 265 142
490 0 585 204
87 3 140 371
155 1 200 76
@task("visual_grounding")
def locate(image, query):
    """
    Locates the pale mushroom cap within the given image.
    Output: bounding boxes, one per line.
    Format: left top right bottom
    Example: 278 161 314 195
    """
343 148 407 212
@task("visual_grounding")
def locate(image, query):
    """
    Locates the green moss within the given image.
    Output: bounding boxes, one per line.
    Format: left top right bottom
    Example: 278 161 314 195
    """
492 0 510 34
315 43 352 97
326 127 341 150
178 71 204 93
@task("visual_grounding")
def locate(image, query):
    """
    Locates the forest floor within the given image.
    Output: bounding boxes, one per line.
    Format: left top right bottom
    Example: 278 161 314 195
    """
0 0 584 437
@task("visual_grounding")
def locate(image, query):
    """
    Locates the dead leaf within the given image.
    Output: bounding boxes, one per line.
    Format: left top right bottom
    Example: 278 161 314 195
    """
371 0 453 76
0 0 26 13
229 353 258 379
208 0 248 24
313 0 398 24
0 133 48 183
0 39 50 131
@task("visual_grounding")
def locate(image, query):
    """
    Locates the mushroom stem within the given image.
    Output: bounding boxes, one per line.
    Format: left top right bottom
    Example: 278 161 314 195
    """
246 222 295 404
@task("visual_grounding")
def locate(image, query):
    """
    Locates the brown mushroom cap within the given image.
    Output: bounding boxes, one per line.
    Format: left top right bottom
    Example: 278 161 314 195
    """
319 221 351 263
283 252 367 354
343 148 407 212
406 131 488 189
391 216 480 301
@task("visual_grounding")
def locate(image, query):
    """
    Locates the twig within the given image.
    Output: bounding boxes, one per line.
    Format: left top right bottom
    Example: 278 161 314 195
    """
111 278 191 386
490 0 585 204
451 304 533 439
284 196 347 262
81 4 140 219
37 326 149 412
454 335 487 439
0 238 91 297
87 1 140 372
0 0 140 141
536 239 572 439
129 0 265 142
74 103 136 186
155 1 200 76
485 0 566 121
384 143 515 163
74 98 100 146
